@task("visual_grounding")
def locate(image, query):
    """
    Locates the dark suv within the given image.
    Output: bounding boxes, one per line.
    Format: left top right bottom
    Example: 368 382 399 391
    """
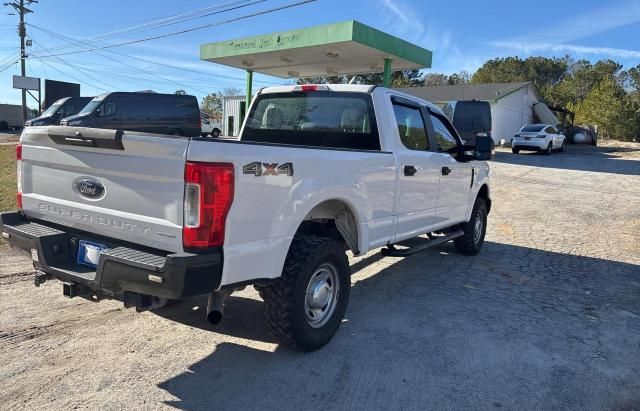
60 92 200 137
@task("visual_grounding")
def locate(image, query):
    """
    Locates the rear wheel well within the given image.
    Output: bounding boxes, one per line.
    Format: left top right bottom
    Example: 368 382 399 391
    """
295 200 359 254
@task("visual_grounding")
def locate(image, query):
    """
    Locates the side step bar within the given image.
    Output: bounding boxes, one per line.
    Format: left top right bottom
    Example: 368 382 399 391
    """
381 229 464 257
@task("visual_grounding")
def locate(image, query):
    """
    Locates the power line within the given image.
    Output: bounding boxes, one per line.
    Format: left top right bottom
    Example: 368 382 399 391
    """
29 37 119 90
4 0 38 122
30 0 317 58
0 56 18 72
36 56 109 93
29 0 266 55
88 0 262 42
29 33 211 95
28 23 280 86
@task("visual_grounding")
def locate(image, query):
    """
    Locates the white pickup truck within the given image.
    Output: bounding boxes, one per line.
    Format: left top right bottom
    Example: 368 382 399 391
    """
1 84 492 351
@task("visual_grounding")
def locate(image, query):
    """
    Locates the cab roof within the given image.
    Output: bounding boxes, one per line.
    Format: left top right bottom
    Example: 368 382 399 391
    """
257 84 445 116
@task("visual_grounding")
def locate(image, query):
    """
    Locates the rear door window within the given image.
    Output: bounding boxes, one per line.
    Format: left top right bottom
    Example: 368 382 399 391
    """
243 92 381 151
392 103 429 150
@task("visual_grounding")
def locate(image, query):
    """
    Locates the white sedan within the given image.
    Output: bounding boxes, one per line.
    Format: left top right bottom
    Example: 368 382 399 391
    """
512 124 566 155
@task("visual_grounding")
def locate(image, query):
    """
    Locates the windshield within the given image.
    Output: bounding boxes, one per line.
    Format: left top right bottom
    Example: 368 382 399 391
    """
243 92 380 151
40 102 63 117
78 100 101 115
521 125 545 132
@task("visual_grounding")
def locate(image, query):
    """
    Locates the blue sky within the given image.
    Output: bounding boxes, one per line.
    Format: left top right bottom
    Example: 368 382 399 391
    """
1 0 639 107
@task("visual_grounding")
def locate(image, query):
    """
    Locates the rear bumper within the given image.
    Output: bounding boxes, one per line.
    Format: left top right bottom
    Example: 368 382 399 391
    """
0 211 222 300
512 139 547 150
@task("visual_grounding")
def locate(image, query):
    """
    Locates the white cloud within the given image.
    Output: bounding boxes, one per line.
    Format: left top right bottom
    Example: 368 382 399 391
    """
492 0 640 61
377 0 477 74
516 0 640 44
379 0 425 36
492 41 640 59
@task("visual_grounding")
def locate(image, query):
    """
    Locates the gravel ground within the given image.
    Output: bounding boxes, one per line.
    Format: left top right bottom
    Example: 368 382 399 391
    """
0 141 639 410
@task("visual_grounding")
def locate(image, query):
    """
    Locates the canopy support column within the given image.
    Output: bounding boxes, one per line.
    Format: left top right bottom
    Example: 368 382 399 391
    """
383 58 393 87
246 69 253 107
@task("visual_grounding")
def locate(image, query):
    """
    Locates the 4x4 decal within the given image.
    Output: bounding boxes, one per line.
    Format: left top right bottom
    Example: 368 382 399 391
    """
243 162 294 177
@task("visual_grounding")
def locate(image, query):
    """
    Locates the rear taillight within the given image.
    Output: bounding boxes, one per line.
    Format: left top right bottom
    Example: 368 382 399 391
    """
16 143 22 209
183 162 234 249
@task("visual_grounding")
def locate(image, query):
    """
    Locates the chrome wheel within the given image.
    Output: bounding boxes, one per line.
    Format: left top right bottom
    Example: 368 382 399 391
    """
473 210 484 245
305 263 340 328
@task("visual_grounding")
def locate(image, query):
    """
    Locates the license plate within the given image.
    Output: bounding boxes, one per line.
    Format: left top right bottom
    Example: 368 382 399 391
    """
77 240 107 268
525 137 531 140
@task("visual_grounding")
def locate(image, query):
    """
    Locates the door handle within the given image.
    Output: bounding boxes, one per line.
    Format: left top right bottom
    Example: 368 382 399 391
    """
441 166 451 176
404 165 417 176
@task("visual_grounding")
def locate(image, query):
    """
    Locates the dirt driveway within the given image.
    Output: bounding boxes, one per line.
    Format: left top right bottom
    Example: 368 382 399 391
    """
1 142 639 410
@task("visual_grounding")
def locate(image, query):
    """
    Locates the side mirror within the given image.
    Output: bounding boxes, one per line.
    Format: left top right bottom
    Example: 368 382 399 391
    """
474 132 494 160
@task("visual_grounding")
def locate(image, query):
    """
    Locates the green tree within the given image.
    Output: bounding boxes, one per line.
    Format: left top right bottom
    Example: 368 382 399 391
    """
201 88 241 122
622 64 640 92
422 73 448 86
297 69 424 87
574 77 636 140
472 56 568 103
447 71 471 85
174 89 187 95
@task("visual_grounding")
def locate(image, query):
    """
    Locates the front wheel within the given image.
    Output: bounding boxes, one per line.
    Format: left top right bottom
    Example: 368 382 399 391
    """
262 235 350 351
454 197 487 256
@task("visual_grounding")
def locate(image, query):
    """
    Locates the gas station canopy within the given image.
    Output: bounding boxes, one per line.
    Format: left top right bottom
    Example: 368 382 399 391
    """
200 20 432 79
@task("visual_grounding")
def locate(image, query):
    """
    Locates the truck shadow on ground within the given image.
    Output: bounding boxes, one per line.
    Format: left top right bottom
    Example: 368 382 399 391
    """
493 145 640 176
153 253 388 344
154 240 640 410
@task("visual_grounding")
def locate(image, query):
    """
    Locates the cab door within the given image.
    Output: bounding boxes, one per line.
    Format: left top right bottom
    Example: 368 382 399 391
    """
426 110 474 225
390 98 441 242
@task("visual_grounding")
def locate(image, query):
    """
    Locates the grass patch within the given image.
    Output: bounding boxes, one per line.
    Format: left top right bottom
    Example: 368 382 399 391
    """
0 145 17 212
0 145 17 251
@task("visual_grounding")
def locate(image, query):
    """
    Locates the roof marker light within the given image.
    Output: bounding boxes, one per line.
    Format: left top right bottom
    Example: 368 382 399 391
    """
293 85 330 92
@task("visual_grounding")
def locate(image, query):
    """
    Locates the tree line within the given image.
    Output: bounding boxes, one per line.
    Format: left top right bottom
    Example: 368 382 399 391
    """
471 57 639 140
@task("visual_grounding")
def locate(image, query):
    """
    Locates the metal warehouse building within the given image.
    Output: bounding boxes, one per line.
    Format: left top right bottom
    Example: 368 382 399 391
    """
222 95 248 137
397 82 558 144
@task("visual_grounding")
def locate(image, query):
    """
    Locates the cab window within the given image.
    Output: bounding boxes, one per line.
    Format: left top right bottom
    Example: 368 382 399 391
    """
430 113 459 155
392 103 429 150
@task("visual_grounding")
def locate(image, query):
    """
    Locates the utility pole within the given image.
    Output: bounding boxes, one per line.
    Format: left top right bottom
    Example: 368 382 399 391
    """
4 0 37 123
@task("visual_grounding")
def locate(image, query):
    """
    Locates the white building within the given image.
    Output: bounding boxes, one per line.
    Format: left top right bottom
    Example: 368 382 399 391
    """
398 82 557 143
222 95 248 137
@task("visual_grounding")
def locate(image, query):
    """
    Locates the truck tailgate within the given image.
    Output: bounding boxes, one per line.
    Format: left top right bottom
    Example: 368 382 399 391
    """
19 126 188 252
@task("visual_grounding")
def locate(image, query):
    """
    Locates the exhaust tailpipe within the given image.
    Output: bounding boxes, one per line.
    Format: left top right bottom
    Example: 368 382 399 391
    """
206 289 232 325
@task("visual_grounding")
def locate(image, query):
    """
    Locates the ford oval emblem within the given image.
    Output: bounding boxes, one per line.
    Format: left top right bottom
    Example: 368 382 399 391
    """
74 177 105 200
